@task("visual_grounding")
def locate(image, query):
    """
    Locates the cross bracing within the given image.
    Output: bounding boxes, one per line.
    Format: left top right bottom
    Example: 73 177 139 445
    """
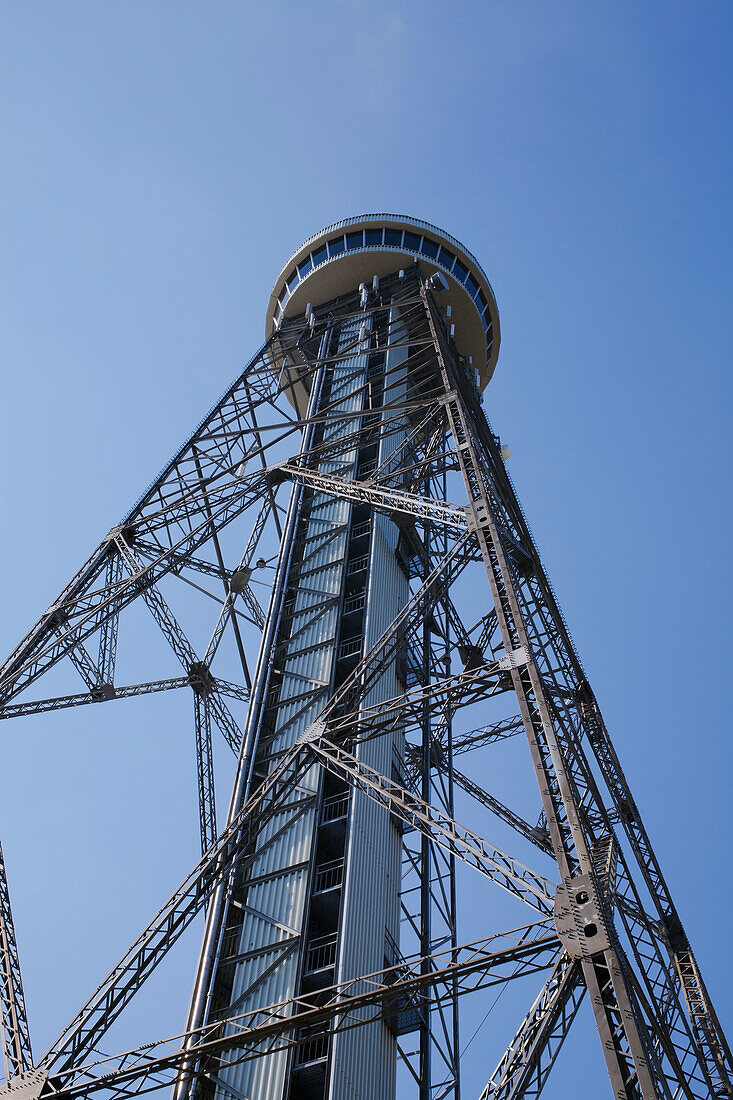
0 261 729 1100
37 923 561 1100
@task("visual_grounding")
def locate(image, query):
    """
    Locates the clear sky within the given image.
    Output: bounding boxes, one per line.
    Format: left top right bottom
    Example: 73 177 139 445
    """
1 2 731 1095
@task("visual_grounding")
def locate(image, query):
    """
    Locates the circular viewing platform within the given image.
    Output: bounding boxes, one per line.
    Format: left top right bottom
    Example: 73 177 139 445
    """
266 214 500 390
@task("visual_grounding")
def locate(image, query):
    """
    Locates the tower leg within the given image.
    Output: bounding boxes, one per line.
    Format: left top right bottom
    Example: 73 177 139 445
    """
422 284 663 1099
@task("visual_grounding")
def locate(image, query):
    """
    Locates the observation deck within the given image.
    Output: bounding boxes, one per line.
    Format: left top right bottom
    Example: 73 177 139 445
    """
266 214 501 390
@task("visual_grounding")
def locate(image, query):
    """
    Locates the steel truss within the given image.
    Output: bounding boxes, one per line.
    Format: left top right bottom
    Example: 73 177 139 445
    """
0 263 729 1100
41 923 560 1100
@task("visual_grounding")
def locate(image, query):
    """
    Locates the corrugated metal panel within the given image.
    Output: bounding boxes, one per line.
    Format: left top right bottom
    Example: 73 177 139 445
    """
217 321 370 1100
328 309 409 1100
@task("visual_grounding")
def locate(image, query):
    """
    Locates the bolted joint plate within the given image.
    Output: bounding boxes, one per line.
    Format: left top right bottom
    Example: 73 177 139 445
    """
188 661 215 696
0 1071 48 1100
90 682 116 701
230 566 253 594
553 873 611 960
497 645 530 671
297 716 327 745
464 500 491 533
265 465 288 488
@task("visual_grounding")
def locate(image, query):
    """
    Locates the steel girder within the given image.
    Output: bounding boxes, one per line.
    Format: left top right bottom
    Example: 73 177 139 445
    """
421 284 732 1098
38 924 560 1100
305 736 556 916
41 747 317 1077
0 840 32 1080
479 950 585 1100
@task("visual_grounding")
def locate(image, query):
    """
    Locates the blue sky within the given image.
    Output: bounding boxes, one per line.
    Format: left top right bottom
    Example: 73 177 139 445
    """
1 2 731 1095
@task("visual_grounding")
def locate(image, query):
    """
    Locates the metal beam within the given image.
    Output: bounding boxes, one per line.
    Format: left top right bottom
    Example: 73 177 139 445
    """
306 735 556 915
41 744 315 1075
39 923 561 1100
0 839 33 1080
479 950 585 1100
278 463 469 531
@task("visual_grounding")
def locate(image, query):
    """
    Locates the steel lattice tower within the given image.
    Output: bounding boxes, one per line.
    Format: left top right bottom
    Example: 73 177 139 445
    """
0 215 730 1100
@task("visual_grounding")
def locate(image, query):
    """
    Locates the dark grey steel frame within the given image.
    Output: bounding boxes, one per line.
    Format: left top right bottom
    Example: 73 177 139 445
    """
0 265 729 1100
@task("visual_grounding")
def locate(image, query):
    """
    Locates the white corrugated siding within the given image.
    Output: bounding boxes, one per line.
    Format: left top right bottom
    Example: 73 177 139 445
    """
217 321 369 1100
328 309 409 1100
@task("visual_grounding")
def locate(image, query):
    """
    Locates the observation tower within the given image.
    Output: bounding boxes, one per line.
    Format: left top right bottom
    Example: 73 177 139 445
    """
0 216 729 1100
